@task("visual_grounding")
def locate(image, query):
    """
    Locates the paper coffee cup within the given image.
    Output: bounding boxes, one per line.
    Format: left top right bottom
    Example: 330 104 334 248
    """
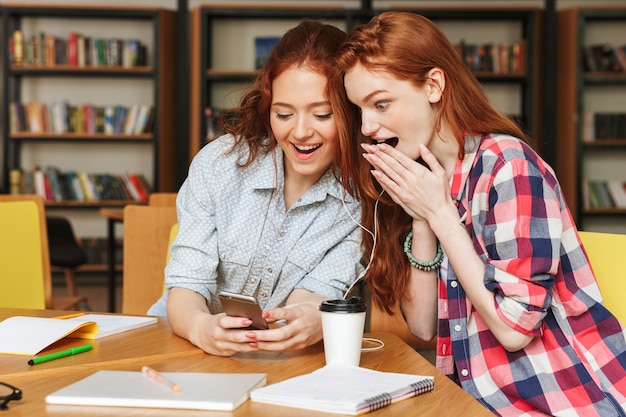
319 297 367 366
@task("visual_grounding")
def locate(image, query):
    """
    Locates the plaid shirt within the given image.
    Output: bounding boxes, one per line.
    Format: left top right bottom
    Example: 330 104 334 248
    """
436 134 626 416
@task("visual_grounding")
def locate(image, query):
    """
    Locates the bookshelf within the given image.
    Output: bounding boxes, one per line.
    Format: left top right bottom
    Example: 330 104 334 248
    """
394 7 543 154
556 7 626 232
0 4 177 274
1 5 177 205
189 5 543 162
188 5 370 160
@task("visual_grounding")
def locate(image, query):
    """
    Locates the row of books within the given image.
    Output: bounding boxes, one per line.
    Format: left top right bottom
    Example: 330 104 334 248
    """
582 112 626 141
9 101 154 136
454 40 526 74
9 30 148 68
583 43 626 73
9 167 151 203
77 237 123 266
583 179 626 209
204 106 223 141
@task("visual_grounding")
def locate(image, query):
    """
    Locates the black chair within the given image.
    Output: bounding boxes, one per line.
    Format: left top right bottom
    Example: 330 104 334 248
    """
46 216 91 309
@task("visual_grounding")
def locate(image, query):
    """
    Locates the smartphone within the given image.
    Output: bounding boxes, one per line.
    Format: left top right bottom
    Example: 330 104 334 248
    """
218 291 269 330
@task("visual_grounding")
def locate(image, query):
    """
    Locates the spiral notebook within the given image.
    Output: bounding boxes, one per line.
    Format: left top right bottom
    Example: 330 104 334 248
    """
250 361 434 415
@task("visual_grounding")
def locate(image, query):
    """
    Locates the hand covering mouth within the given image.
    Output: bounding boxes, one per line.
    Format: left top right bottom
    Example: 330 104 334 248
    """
293 143 322 154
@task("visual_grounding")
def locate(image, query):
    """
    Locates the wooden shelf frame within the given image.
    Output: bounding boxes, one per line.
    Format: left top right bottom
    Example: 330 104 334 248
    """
189 5 544 162
556 7 626 226
1 5 178 200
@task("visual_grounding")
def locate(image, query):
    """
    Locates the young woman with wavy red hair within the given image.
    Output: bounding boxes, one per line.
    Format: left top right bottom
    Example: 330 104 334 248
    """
150 21 364 357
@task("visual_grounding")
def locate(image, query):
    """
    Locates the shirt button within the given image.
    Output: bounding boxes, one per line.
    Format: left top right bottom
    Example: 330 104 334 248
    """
450 280 458 288
441 343 447 355
248 278 256 284
265 245 271 250
220 254 226 260
454 324 462 332
279 232 285 237
267 267 273 273
461 369 469 377
260 293 268 299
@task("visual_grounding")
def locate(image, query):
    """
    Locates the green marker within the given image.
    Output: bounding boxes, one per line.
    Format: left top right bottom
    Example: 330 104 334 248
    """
28 343 93 366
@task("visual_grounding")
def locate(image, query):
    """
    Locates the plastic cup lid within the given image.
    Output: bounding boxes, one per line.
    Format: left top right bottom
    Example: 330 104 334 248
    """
319 297 367 313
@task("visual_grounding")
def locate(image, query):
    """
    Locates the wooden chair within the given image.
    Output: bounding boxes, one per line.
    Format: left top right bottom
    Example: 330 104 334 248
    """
369 231 626 349
148 192 177 207
121 204 177 315
0 194 87 310
578 231 626 324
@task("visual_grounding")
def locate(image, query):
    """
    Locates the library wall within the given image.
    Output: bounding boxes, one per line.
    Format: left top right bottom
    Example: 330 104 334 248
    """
1 0 624 240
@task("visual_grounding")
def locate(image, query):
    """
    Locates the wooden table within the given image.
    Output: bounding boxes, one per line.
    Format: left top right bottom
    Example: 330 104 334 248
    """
0 308 492 416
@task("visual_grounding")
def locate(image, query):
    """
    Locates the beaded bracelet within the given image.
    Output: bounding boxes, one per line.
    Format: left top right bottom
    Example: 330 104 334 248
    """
403 231 444 272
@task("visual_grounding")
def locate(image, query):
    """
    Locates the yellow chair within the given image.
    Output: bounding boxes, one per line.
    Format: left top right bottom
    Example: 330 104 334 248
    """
167 223 179 263
121 205 177 315
578 231 626 324
0 194 86 310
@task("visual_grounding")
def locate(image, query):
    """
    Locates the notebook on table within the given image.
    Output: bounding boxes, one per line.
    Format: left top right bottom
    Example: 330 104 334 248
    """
250 361 435 415
46 370 267 411
0 314 157 355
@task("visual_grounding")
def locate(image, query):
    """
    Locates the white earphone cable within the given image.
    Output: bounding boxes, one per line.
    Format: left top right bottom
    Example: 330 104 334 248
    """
342 191 383 299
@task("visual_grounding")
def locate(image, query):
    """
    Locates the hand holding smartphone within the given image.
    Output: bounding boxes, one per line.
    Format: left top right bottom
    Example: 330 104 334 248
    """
218 291 269 330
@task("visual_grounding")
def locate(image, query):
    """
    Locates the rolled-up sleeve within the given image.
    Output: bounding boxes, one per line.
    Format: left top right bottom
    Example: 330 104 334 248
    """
479 156 562 336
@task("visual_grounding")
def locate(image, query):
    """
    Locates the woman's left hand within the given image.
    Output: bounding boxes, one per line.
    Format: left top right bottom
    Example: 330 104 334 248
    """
361 142 451 223
242 289 325 352
242 301 323 351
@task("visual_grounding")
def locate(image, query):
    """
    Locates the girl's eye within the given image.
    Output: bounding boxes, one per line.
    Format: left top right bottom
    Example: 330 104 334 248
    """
315 113 333 120
275 113 292 120
375 101 389 111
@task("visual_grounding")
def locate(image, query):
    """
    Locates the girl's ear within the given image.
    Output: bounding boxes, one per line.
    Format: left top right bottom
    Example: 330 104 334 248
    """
426 67 445 104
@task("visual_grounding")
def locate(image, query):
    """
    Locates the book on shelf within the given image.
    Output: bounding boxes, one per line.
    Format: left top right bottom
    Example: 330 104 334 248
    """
46 370 266 411
254 36 281 69
0 314 157 355
584 179 626 209
250 361 435 415
204 106 223 141
607 180 626 209
11 29 24 65
584 43 626 73
80 236 123 265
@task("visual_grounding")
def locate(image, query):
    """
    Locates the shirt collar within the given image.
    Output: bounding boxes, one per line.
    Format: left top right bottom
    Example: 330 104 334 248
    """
450 134 482 206
247 145 356 204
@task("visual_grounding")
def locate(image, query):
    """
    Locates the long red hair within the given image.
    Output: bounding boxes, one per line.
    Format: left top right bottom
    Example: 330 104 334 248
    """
335 12 527 313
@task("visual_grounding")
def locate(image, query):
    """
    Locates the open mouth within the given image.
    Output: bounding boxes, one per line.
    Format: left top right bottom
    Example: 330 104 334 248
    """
293 143 322 155
373 137 399 148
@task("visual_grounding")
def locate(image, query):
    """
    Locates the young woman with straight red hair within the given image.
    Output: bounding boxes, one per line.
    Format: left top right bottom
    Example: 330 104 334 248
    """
336 11 626 416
